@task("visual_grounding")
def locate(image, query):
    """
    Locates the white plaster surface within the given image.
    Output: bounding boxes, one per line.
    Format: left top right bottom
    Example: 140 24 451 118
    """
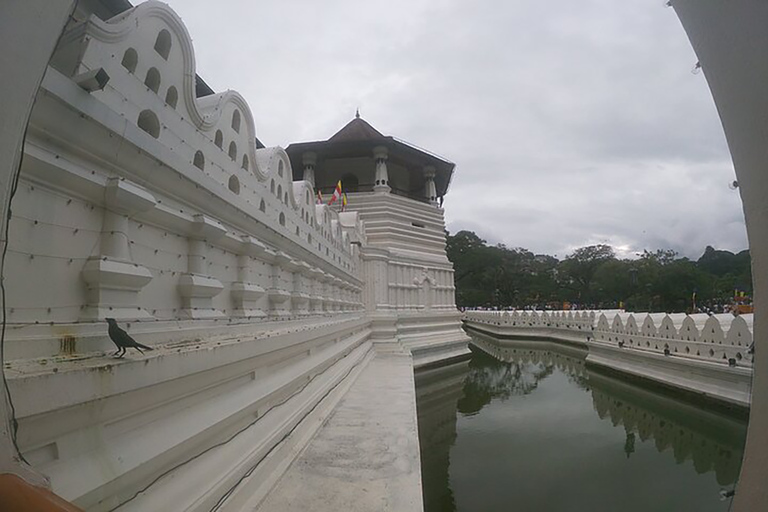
257 352 424 512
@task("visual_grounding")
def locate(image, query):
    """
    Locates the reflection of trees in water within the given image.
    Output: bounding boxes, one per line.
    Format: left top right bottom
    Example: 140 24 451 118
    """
464 331 747 488
590 381 747 486
458 348 555 415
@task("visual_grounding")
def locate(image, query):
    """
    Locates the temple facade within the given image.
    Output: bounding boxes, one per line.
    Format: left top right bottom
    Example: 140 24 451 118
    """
0 1 469 509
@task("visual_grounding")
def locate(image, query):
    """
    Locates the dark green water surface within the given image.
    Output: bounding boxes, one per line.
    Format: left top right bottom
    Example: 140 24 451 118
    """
415 332 748 512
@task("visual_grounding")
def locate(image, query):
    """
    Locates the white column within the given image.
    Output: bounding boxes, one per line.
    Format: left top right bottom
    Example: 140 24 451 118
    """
231 236 267 318
373 145 390 193
424 166 438 206
302 151 316 189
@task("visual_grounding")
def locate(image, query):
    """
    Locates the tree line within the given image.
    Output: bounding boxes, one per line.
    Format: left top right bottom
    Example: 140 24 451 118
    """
446 230 752 313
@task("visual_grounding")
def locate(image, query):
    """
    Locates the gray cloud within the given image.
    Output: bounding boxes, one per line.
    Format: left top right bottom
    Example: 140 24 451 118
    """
170 0 747 259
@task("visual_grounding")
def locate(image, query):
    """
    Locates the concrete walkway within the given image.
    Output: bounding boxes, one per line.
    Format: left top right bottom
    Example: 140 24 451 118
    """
257 352 424 512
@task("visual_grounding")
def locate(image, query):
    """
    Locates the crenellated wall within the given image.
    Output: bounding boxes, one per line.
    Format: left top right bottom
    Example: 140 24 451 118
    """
463 310 753 408
6 1 367 359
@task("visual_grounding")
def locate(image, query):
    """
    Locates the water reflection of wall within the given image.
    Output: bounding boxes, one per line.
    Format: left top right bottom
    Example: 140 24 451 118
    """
467 330 748 487
589 372 747 486
415 360 470 512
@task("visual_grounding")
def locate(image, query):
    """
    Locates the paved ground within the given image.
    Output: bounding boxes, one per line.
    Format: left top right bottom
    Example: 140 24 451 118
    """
257 352 424 512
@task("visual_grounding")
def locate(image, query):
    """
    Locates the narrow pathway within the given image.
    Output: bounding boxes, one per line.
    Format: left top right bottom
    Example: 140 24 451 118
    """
257 352 424 512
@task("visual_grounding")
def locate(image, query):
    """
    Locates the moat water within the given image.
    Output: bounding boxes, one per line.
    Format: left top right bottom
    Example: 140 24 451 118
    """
415 332 748 512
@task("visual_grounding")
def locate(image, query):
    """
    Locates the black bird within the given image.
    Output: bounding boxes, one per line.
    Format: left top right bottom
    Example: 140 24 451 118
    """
106 318 153 358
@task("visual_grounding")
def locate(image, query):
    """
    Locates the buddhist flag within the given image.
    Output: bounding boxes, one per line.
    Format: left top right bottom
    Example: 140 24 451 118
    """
328 180 342 206
316 190 324 205
341 193 348 212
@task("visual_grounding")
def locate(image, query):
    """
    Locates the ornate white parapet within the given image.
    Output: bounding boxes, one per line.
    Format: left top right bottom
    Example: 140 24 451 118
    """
178 214 226 319
463 309 754 408
81 178 156 321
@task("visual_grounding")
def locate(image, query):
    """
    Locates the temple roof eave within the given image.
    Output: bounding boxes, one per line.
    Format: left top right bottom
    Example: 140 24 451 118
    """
285 137 455 197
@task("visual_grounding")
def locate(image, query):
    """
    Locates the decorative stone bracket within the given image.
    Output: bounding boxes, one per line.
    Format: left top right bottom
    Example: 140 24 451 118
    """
178 214 226 319
231 236 268 318
81 178 156 321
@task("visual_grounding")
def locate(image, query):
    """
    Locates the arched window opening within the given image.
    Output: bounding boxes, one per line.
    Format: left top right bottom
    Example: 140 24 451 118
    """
279 212 285 226
145 67 161 93
306 191 310 205
228 175 240 194
259 199 266 212
241 154 249 171
277 184 282 198
284 192 288 204
278 161 284 177
228 141 237 160
296 227 300 236
214 130 223 149
121 48 138 73
231 110 241 133
165 86 178 108
270 179 275 194
137 110 160 139
308 234 313 244
154 29 172 60
193 151 205 170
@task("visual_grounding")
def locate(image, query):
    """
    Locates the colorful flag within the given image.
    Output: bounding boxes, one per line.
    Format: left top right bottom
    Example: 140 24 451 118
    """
328 180 342 206
341 193 348 212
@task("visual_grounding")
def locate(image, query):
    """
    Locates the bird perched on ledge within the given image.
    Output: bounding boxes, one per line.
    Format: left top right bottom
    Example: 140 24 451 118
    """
106 318 153 358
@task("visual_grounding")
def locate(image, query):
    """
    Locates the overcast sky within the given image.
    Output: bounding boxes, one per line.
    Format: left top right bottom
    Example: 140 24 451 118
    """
168 0 747 260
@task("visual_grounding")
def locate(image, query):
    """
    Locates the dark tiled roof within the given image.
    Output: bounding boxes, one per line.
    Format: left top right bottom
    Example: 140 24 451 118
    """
328 117 386 142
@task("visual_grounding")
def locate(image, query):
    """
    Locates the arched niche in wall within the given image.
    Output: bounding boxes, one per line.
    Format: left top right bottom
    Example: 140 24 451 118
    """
165 86 178 108
232 109 241 133
228 141 237 160
193 150 205 170
145 67 161 93
154 29 172 60
121 48 138 73
137 110 160 139
214 130 223 149
241 154 249 171
228 175 240 194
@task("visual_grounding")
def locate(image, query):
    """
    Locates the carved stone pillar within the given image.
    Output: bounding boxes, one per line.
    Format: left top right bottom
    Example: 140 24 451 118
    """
81 178 155 321
231 236 267 318
178 214 226 319
292 261 312 316
268 251 293 318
